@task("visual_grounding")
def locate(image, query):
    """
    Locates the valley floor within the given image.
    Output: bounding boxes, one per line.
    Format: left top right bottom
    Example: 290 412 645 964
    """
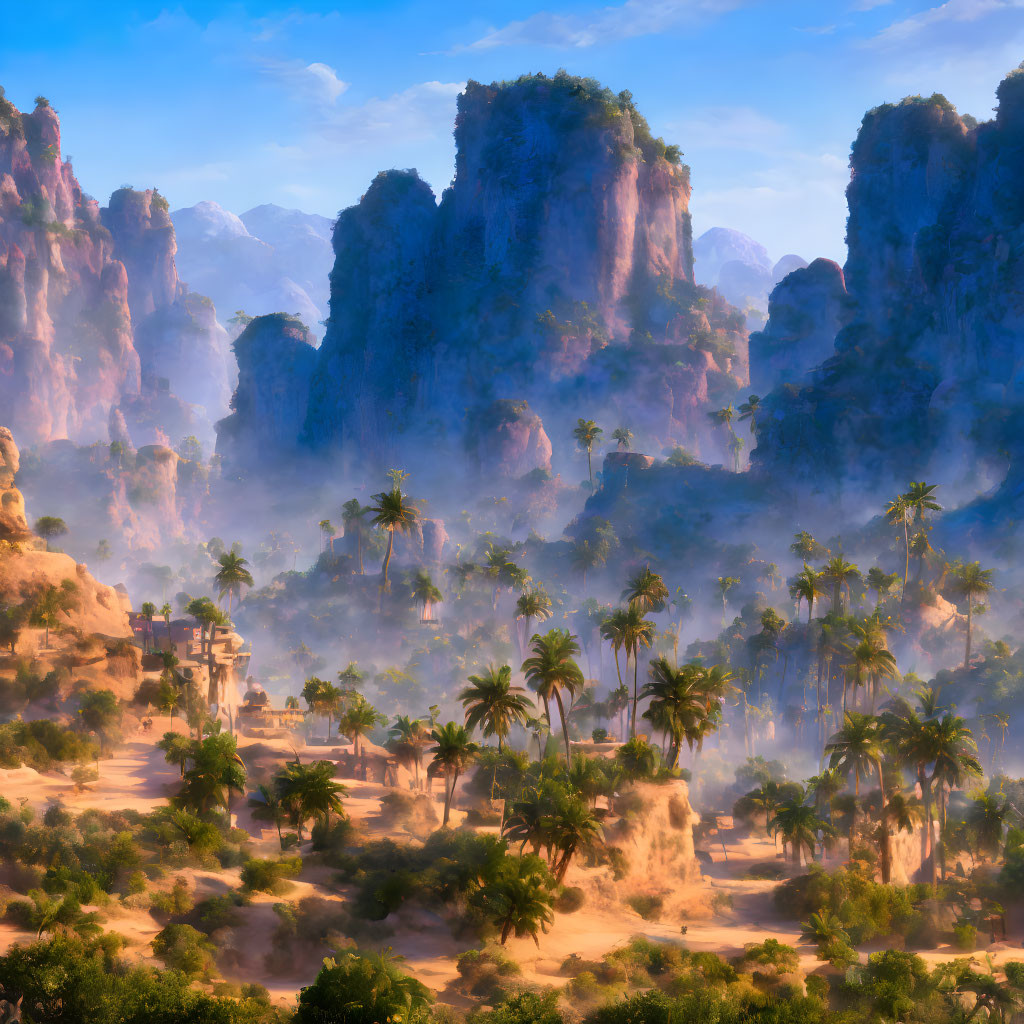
2 725 1023 1011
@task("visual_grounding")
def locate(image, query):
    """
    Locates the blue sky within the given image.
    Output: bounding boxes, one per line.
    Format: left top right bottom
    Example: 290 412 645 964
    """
2 0 1023 261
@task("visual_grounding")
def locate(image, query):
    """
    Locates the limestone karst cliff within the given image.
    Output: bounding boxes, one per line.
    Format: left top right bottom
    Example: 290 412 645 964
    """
0 91 229 450
216 313 318 473
748 258 850 394
220 73 749 477
753 68 1024 505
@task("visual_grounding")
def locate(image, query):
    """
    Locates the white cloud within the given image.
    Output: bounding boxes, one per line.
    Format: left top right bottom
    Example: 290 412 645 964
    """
850 0 892 10
873 0 1024 45
318 81 464 146
259 59 349 105
669 106 788 151
459 0 750 50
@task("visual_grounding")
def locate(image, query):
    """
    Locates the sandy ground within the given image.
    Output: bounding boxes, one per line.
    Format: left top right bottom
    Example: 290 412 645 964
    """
3 726 1024 1010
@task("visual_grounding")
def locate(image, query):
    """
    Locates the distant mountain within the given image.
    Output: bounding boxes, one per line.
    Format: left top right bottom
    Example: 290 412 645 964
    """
694 227 806 326
171 201 333 340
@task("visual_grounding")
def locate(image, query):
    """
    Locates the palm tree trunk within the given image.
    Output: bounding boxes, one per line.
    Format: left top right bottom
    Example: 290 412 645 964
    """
553 689 571 765
964 600 972 669
876 758 891 884
357 531 364 574
587 448 593 486
900 519 909 615
379 530 395 611
630 653 639 738
807 597 813 625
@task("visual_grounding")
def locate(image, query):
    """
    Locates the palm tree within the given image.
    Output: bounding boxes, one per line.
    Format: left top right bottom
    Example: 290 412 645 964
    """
140 601 156 653
845 637 898 713
548 796 603 881
159 602 173 651
866 567 899 608
641 659 714 768
965 793 1008 862
928 713 982 857
387 715 431 790
213 552 254 617
515 590 552 656
429 722 479 826
573 418 603 487
789 564 825 624
738 394 760 434
799 910 849 954
619 606 655 736
600 608 629 706
478 860 554 945
770 799 832 865
503 789 549 855
522 629 585 762
339 695 385 764
341 499 370 573
369 485 420 606
410 568 443 622
569 539 608 593
708 405 738 468
885 495 913 610
821 556 860 614
904 481 942 526
248 783 287 847
622 567 669 614
611 427 633 451
805 768 844 830
274 760 348 838
825 711 884 799
176 733 246 815
949 561 995 668
459 665 532 750
716 575 740 626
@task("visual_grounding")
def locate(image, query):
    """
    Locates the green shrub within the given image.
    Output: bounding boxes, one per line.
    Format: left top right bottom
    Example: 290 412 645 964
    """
456 944 521 997
151 922 217 979
627 893 663 920
554 886 586 913
240 855 302 894
953 922 977 951
295 950 433 1024
150 877 194 919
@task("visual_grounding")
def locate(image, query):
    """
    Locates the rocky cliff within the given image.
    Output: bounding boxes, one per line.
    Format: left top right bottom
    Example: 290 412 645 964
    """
754 68 1024 508
0 91 230 450
748 258 850 394
0 426 131 639
216 313 318 472
221 74 748 478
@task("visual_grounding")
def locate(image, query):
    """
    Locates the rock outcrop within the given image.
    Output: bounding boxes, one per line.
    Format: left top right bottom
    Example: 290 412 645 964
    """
468 400 552 478
0 92 230 449
0 426 30 541
754 69 1024 509
748 258 850 393
0 426 131 638
221 74 748 478
216 313 318 472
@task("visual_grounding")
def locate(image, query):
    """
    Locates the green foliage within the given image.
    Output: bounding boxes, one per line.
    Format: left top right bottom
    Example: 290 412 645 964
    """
151 922 217 979
240 855 302 894
776 864 927 945
626 893 663 920
295 949 433 1024
0 718 99 769
0 934 284 1022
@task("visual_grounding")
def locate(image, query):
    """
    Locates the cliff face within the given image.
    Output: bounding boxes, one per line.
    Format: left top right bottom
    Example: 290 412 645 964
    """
277 74 747 476
0 426 131 639
754 69 1024 504
748 258 850 394
0 93 229 450
216 314 318 471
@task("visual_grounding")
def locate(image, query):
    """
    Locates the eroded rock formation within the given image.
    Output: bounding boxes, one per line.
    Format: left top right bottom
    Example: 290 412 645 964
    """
755 69 1024 505
221 74 749 477
0 92 229 449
